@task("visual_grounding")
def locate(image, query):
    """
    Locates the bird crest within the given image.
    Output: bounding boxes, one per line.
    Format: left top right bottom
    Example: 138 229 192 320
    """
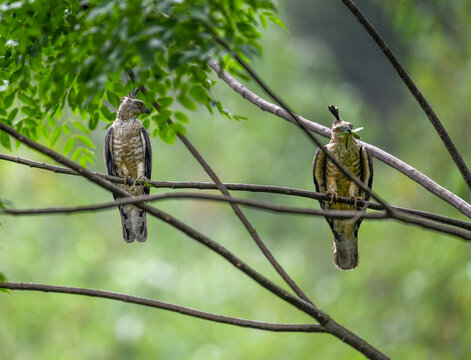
328 104 342 126
121 87 141 103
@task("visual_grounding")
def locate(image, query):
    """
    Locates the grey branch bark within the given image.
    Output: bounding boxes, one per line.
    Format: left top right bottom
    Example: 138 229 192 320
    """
3 191 471 240
2 153 470 232
208 61 471 219
0 282 323 333
340 0 471 192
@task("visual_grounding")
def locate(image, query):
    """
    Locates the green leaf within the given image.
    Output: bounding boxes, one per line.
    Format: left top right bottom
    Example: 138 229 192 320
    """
71 147 83 161
157 97 173 109
0 272 9 294
73 121 91 135
41 124 50 139
174 111 189 123
0 132 11 151
172 122 186 136
7 108 18 124
259 14 267 28
3 92 16 109
101 105 115 121
89 112 100 130
189 85 209 104
47 114 56 129
63 124 71 135
64 137 76 155
106 91 121 108
177 94 197 111
18 93 36 107
76 135 95 149
79 155 92 167
21 106 37 117
49 127 62 147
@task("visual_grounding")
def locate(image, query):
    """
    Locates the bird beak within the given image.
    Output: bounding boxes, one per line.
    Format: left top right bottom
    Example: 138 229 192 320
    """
143 107 150 114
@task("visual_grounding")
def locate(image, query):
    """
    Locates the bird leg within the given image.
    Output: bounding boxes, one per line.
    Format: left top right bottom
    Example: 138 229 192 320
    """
326 178 338 204
349 182 362 206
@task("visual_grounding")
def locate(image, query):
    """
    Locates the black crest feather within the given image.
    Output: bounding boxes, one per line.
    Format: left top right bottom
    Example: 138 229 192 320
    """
328 104 340 121
128 87 140 99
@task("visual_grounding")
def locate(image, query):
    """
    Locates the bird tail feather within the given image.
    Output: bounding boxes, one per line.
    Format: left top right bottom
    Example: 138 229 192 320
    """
333 230 359 271
119 205 147 243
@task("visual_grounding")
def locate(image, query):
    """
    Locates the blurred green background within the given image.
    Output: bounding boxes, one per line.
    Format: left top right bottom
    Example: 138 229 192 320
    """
1 1 471 359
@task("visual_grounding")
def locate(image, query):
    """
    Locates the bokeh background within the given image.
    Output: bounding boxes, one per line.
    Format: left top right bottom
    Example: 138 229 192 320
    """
1 1 471 359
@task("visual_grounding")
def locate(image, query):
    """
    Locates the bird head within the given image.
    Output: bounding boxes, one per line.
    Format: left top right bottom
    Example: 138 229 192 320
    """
327 104 362 142
332 122 353 141
117 88 151 120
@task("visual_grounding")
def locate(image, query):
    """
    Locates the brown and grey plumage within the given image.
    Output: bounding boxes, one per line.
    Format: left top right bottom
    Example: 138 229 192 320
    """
104 89 152 243
313 105 373 270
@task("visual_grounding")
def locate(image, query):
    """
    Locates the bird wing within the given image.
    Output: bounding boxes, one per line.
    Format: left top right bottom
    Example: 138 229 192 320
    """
313 147 326 194
104 126 116 177
359 146 374 202
313 147 334 231
354 146 374 229
140 127 152 195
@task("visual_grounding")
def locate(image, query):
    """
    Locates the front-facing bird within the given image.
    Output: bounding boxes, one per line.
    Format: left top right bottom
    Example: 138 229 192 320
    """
104 89 152 243
313 105 373 270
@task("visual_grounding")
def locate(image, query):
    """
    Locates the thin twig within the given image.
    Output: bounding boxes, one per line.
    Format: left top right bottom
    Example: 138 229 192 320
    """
208 61 471 218
1 191 386 219
0 282 323 333
340 0 471 192
0 122 388 360
4 191 470 240
2 154 470 231
128 70 315 306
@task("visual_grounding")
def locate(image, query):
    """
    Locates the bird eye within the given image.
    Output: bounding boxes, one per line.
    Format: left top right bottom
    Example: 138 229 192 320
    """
335 129 340 133
137 103 142 108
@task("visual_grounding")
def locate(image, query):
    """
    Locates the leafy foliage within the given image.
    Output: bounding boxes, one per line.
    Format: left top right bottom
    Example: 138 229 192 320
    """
0 0 282 159
0 272 9 294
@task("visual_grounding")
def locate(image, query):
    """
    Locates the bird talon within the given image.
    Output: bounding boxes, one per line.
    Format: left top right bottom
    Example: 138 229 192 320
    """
138 176 148 186
351 195 363 207
327 190 338 204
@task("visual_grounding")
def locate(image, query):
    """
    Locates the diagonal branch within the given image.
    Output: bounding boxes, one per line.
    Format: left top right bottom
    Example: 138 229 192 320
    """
213 39 393 215
340 0 471 192
208 62 471 218
2 153 470 231
0 282 323 333
0 122 389 360
128 71 314 306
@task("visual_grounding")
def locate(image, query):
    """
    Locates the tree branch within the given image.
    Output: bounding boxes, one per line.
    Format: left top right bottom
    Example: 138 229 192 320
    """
128 70 315 306
1 191 386 219
0 122 388 360
0 282 323 333
2 153 470 231
208 61 471 218
213 39 393 216
4 191 471 240
340 0 471 192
